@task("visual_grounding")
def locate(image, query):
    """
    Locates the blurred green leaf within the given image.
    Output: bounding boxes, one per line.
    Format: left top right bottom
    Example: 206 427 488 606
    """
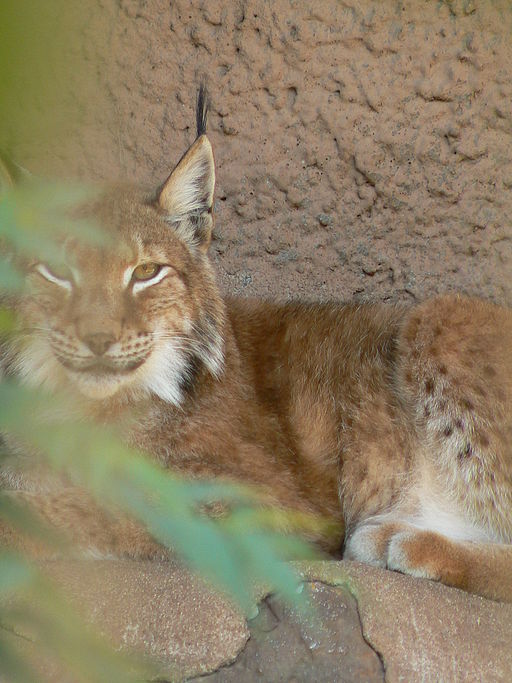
0 183 106 269
0 637 41 683
0 381 315 611
0 172 322 678
0 3 322 680
0 552 154 683
0 494 69 556
0 552 35 595
0 261 22 292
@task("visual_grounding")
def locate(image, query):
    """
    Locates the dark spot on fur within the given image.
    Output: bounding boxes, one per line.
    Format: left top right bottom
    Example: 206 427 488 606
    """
425 379 434 395
461 398 474 411
483 364 496 378
455 418 464 430
405 370 413 384
433 325 442 337
439 364 447 375
424 405 431 418
356 463 368 482
443 425 453 437
458 443 473 460
477 432 490 448
430 345 439 358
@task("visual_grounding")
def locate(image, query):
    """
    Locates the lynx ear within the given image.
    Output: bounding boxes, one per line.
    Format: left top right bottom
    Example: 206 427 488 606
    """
158 134 215 251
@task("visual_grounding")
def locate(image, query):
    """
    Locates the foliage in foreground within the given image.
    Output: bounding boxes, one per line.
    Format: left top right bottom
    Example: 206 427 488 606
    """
0 181 327 681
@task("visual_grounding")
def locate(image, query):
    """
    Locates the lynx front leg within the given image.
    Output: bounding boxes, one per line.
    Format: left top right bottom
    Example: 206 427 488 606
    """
345 521 512 602
386 528 512 602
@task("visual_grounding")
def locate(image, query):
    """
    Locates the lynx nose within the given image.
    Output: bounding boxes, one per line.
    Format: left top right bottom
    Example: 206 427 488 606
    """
82 332 116 356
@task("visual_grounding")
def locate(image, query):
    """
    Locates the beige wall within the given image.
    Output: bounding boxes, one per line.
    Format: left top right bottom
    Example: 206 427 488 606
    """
12 0 512 305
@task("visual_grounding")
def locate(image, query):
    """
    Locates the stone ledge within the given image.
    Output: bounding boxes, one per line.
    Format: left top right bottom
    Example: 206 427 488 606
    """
3 559 512 681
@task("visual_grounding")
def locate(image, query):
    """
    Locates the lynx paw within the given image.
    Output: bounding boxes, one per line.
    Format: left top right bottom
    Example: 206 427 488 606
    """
386 529 444 581
344 521 408 567
347 523 470 591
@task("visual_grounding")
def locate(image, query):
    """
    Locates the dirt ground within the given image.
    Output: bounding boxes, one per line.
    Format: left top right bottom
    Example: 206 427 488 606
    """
5 0 512 306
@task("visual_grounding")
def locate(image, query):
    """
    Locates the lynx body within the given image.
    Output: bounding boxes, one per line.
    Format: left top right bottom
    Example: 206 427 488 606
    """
2 90 512 601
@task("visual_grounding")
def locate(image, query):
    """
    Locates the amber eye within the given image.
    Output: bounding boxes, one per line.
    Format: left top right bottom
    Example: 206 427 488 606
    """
132 263 161 281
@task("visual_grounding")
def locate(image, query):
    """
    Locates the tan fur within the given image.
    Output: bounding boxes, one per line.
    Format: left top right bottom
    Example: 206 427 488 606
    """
1 95 512 601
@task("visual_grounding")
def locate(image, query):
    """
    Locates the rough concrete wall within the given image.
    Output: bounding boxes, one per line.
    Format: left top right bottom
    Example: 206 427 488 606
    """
12 0 512 305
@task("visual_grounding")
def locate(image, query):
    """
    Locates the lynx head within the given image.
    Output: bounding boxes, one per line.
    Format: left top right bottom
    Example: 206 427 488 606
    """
3 87 225 406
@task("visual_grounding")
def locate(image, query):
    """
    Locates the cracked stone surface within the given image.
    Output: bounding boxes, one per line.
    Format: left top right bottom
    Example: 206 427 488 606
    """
188 584 383 682
296 561 512 682
50 560 249 680
2 560 249 682
4 560 512 682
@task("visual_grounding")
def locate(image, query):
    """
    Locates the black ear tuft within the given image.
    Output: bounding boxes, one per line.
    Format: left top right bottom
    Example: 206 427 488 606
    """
196 84 209 138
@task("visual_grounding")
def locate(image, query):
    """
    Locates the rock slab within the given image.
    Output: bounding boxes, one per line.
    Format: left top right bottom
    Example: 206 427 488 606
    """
4 559 512 682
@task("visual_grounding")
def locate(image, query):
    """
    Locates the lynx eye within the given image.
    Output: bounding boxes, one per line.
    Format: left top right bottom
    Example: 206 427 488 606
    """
34 263 73 291
132 263 161 281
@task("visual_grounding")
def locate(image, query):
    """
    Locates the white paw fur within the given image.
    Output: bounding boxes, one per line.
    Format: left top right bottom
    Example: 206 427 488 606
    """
344 523 387 567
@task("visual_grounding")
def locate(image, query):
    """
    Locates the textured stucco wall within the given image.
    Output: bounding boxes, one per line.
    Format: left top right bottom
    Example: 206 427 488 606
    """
9 0 512 305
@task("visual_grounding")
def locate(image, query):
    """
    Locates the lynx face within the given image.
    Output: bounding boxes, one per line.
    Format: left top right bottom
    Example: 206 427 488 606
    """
13 133 225 405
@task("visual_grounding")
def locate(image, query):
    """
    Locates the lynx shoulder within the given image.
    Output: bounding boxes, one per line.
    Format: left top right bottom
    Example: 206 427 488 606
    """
1 90 512 601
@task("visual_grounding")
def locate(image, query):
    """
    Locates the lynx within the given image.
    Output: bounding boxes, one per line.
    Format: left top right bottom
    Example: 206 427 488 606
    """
1 88 511 602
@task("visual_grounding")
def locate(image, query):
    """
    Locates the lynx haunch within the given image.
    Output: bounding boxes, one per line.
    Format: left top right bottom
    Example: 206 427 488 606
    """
1 88 512 602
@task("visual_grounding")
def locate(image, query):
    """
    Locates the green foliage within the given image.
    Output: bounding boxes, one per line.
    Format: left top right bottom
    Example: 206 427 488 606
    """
0 182 105 265
0 551 153 683
0 180 324 680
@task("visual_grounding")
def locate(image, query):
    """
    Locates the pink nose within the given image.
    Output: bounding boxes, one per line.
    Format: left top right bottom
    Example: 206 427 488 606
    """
82 332 116 356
